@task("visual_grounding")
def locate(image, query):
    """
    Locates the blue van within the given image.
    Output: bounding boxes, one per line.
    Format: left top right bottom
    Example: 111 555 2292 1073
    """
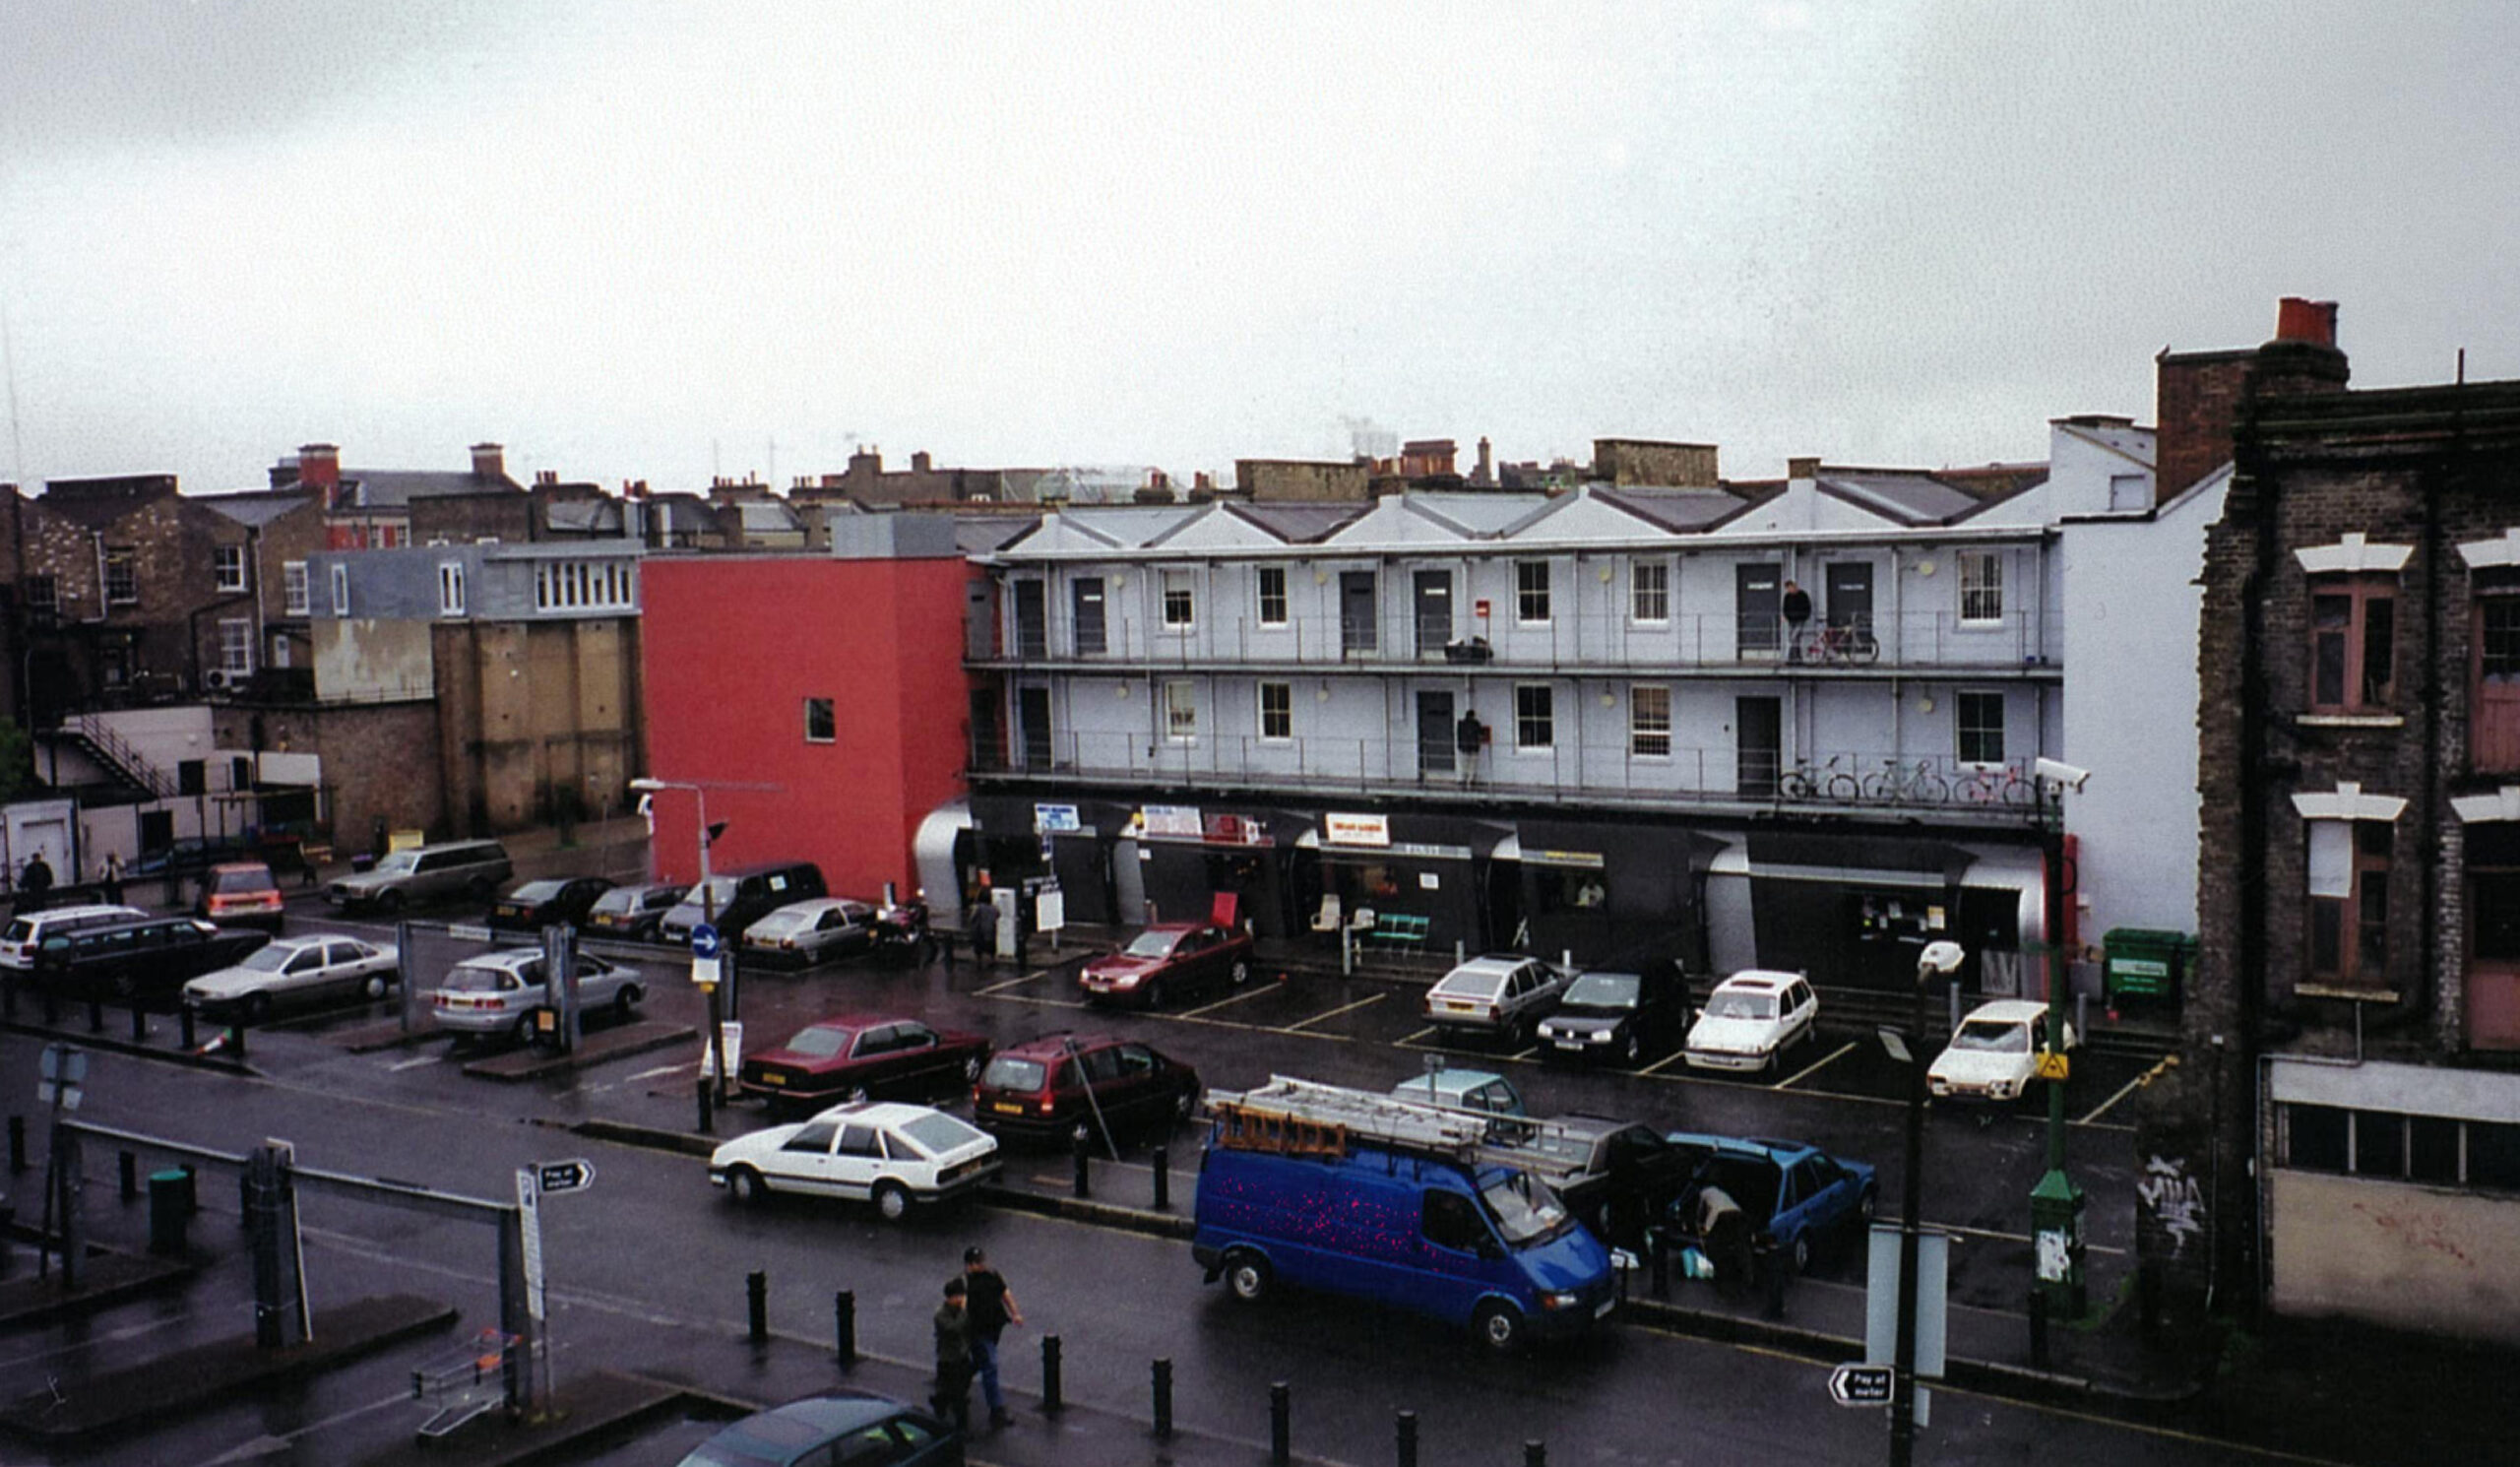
1191 1080 1616 1351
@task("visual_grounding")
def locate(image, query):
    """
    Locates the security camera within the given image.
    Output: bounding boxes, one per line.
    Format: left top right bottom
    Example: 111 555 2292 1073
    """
2035 758 2092 793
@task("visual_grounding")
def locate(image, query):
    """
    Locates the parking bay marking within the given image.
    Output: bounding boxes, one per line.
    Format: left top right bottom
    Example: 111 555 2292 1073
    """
386 1054 445 1072
1774 1041 1858 1091
1280 992 1384 1033
1178 985 1282 1019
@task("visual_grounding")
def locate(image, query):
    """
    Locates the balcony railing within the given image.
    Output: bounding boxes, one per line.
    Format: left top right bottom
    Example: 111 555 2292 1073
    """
974 607 2053 674
972 732 2050 821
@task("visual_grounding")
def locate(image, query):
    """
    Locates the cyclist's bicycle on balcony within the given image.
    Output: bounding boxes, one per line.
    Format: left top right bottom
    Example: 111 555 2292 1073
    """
1791 619 1880 666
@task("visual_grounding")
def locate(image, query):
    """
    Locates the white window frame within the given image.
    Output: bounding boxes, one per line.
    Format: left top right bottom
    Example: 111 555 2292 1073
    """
105 546 138 606
1515 561 1551 625
1257 680 1292 742
330 564 350 615
1256 566 1289 628
1630 684 1671 758
1514 682 1555 752
437 560 467 616
218 617 254 674
283 561 308 616
1957 550 2003 625
214 544 248 593
534 558 636 613
1630 560 1670 625
24 575 55 613
1164 679 1198 741
1161 570 1195 630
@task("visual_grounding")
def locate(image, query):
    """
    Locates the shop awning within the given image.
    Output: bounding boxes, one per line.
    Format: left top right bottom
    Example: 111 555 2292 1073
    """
1743 829 1977 891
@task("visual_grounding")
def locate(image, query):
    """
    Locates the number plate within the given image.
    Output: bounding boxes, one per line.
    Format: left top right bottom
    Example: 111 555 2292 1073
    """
1554 1039 1585 1051
760 1073 786 1086
992 1103 1024 1115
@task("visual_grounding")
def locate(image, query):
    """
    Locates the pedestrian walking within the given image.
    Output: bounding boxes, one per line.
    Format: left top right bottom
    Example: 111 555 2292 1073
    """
99 851 124 906
1781 578 1812 661
19 853 53 912
962 1245 1024 1429
966 894 994 971
931 1276 973 1432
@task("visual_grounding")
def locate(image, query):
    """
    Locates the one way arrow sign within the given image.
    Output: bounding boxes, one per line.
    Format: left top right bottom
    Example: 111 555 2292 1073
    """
536 1158 597 1194
1828 1364 1894 1407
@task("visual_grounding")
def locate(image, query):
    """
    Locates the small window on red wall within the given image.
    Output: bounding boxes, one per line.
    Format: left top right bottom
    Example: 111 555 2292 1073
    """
2309 573 2395 713
804 697 836 744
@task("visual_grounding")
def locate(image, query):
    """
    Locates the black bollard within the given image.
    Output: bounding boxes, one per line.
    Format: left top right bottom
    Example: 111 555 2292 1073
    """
0 1202 10 1276
1152 1145 1169 1211
697 1075 716 1134
10 1115 28 1175
225 1024 244 1064
178 1163 198 1214
2138 1259 2163 1346
835 1290 857 1368
1071 1128 1092 1199
1396 1409 1419 1467
129 1001 147 1044
118 1150 137 1201
87 998 103 1033
747 1270 768 1346
1525 1441 1547 1467
1152 1358 1172 1438
41 985 58 1026
1040 1334 1063 1414
179 1005 196 1051
1270 1380 1292 1467
2029 1290 2050 1370
1 970 13 1020
1762 1241 1788 1320
1650 1229 1670 1298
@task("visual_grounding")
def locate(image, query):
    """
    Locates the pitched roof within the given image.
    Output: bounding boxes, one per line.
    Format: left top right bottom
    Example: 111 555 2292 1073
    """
195 490 319 529
337 470 522 511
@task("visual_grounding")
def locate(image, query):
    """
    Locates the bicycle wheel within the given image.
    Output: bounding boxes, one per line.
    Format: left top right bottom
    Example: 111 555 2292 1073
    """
1780 769 1814 801
1860 772 1898 804
2002 774 2039 807
1911 770 1951 804
1849 630 1880 664
1825 772 1861 801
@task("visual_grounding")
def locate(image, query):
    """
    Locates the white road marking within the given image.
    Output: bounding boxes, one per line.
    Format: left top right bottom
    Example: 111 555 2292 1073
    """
387 1054 443 1071
628 1062 695 1081
1178 985 1279 1018
1774 1042 1857 1090
1280 993 1384 1032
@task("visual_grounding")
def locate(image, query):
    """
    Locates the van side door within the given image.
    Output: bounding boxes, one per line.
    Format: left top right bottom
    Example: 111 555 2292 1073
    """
1416 1183 1509 1324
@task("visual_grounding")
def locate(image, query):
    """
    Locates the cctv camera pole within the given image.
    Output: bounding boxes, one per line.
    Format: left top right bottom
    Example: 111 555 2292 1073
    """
2028 775 2087 1365
635 776 730 1104
1889 956 1931 1467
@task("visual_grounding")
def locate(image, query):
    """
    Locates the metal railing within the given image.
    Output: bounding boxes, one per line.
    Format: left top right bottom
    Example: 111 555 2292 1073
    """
63 714 177 798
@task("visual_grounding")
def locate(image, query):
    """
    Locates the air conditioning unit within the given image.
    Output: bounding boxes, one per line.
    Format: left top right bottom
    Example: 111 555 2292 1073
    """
204 669 236 691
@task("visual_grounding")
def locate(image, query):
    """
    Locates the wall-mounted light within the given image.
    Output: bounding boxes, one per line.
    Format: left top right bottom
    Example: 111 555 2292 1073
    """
1116 682 1131 699
1113 574 1127 589
1316 681 1332 702
1917 560 1936 577
1918 695 1936 713
1314 569 1329 586
1599 690 1615 708
1598 565 1614 583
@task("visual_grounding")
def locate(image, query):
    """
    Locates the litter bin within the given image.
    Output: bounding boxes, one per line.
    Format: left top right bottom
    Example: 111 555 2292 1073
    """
148 1169 193 1255
2103 928 2196 1005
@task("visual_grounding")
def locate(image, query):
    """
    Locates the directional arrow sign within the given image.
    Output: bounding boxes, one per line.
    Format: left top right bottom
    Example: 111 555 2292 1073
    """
536 1158 597 1194
690 923 723 959
1829 1364 1895 1407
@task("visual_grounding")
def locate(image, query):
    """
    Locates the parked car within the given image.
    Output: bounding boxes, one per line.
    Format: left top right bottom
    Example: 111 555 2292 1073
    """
1387 1067 1526 1117
487 875 616 933
674 1389 964 1467
1492 1116 1702 1253
194 861 286 932
183 933 400 1023
738 1014 991 1108
1683 969 1820 1074
739 898 881 969
32 916 272 1002
427 946 646 1044
708 1100 1001 1222
1078 923 1255 1008
972 1033 1201 1146
1536 969 1687 1066
582 880 688 942
1 903 146 972
324 839 513 914
1666 1134 1878 1274
1927 998 2077 1103
659 860 827 945
1421 954 1567 1044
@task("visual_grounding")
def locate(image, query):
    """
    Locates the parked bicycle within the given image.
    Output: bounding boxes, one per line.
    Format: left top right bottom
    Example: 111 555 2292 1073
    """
1956 763 2038 807
1860 757 1950 805
1791 620 1880 666
1781 754 1861 802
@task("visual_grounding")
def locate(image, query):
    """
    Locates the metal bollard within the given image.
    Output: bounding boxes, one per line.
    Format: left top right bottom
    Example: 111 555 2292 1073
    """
179 1163 198 1214
1152 1357 1172 1438
2029 1290 2050 1370
1650 1230 1670 1298
87 998 104 1034
1396 1409 1419 1467
747 1270 768 1345
118 1150 137 1201
129 1001 147 1044
697 1075 716 1134
1 970 13 1020
1152 1145 1169 1211
835 1289 857 1368
225 1024 245 1064
178 1005 196 1050
1040 1334 1063 1414
1526 1441 1546 1467
1270 1380 1292 1467
12 1115 30 1175
1071 1129 1092 1199
0 1202 11 1276
42 986 59 1026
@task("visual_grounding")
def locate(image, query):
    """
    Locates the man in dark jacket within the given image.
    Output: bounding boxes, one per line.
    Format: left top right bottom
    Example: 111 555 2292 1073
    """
931 1277 972 1431
18 853 52 912
1781 579 1812 660
963 1245 1024 1429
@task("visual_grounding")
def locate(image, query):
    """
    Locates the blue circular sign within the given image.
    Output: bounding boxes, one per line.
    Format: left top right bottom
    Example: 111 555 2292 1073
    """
690 924 722 959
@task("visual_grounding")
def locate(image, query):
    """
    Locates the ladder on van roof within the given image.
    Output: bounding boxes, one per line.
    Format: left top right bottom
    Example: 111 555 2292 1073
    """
1207 1075 1538 1165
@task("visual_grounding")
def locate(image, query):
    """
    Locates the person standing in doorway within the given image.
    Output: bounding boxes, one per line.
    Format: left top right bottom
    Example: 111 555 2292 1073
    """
931 1277 973 1432
19 852 53 912
99 851 124 906
962 1245 1024 1430
1781 578 1812 662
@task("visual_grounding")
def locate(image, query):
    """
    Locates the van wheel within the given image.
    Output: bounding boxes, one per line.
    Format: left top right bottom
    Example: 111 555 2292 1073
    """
1473 1301 1526 1353
873 1181 911 1223
728 1167 768 1205
1224 1249 1273 1304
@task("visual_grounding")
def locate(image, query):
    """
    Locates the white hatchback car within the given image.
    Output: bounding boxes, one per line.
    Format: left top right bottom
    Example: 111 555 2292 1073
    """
1684 970 1819 1073
1927 998 2078 1102
708 1100 1002 1222
184 933 401 1023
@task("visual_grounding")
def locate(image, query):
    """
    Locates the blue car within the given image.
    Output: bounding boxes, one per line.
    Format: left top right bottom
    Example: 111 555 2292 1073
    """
1664 1133 1878 1275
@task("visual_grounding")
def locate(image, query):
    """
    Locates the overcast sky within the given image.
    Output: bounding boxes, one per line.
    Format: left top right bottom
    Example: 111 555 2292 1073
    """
2 1 2513 495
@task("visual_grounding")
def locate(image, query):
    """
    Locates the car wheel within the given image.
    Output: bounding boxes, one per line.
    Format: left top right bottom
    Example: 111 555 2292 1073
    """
467 876 497 901
1228 958 1251 987
962 1053 984 1084
614 984 643 1018
1473 1301 1526 1353
514 1012 541 1047
728 1167 768 1206
246 992 275 1024
872 1180 911 1223
849 1085 871 1104
1225 1249 1272 1304
1145 981 1167 1010
363 973 390 1001
112 973 138 1000
1791 1231 1812 1275
378 890 405 915
1858 1187 1877 1226
1620 1030 1643 1065
1173 1085 1199 1122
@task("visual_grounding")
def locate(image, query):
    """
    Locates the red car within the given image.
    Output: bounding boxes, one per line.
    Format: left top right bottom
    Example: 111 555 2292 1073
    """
1078 922 1255 1008
972 1032 1202 1146
737 1014 992 1110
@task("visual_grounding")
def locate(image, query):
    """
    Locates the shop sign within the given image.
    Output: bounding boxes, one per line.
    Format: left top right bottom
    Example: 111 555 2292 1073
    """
1523 849 1606 869
1034 803 1082 834
1323 811 1390 847
1392 843 1474 861
1143 804 1203 839
1203 812 1272 847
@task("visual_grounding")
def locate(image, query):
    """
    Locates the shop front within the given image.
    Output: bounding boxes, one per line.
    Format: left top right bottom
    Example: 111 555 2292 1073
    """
1743 828 1982 989
1130 803 1306 937
1508 817 1720 977
1298 808 1510 958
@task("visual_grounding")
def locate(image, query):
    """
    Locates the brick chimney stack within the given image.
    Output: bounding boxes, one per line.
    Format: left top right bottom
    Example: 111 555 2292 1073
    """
1788 456 1822 480
298 443 341 492
2155 297 2349 504
471 442 507 483
1476 436 1493 485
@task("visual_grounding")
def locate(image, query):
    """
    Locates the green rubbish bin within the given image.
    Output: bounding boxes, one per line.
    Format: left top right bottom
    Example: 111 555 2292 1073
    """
148 1169 193 1255
2103 927 2196 1004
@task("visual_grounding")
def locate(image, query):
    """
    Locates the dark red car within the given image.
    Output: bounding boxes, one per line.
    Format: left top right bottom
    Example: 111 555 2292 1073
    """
972 1032 1201 1146
1077 922 1255 1008
737 1014 991 1110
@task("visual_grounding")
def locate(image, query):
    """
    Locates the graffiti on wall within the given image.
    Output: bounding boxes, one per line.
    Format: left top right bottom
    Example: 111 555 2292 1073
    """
2138 1153 2206 1257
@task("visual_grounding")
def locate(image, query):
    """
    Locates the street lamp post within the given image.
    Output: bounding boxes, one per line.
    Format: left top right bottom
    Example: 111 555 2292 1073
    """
1891 937 1966 1467
629 777 724 1102
2029 763 2090 1362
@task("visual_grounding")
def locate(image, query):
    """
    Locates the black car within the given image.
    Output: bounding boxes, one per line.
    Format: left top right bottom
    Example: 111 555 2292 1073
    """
1534 970 1686 1066
1491 1115 1700 1253
488 876 617 933
33 916 273 1003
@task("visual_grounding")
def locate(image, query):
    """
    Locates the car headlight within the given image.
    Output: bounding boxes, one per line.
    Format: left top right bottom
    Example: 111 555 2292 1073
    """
1540 1290 1580 1310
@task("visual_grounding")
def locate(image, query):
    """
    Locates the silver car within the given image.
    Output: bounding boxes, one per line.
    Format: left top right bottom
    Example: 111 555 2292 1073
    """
427 946 644 1044
324 839 513 914
739 898 880 969
1423 954 1568 1044
184 934 401 1023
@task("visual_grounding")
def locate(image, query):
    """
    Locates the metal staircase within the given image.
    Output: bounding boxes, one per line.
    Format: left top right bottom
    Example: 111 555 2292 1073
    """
55 714 177 798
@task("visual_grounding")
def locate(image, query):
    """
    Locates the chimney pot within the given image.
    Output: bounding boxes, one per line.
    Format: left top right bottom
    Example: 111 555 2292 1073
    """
1788 456 1822 479
471 442 507 482
912 451 933 474
2276 297 2339 348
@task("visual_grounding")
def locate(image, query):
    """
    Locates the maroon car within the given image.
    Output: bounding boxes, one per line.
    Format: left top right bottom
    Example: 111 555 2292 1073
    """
972 1032 1202 1146
1078 922 1255 1008
737 1014 992 1110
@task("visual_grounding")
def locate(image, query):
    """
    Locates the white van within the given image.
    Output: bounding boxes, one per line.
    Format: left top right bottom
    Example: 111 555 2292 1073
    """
1 903 148 971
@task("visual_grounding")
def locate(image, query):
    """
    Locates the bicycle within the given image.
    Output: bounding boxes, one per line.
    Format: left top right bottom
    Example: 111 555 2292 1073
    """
1957 764 2038 807
1860 757 1949 805
1791 621 1880 666
1781 754 1861 802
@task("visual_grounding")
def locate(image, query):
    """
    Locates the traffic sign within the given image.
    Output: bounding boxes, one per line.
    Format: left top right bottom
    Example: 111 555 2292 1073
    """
690 924 723 959
2035 1050 2071 1082
1829 1364 1894 1407
536 1158 597 1194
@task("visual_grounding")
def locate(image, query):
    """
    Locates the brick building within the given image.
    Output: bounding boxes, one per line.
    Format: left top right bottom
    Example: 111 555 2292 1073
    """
2173 302 2520 1343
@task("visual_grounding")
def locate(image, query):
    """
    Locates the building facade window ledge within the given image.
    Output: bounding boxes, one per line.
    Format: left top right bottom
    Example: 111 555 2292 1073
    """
2455 527 2520 569
2295 983 2402 1004
2295 713 2406 730
2294 533 2413 576
2453 786 2520 822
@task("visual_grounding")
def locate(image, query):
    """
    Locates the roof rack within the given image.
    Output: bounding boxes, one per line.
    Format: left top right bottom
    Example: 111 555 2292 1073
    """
1205 1075 1528 1164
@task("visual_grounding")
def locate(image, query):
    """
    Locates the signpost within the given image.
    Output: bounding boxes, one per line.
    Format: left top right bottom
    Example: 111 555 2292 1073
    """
1829 1364 1895 1408
536 1159 596 1194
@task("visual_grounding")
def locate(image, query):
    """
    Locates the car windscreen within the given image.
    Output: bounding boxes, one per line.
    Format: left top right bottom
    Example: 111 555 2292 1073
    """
1562 974 1639 1008
504 880 566 903
896 1111 986 1156
783 1026 851 1058
440 965 521 993
3 920 32 943
681 876 738 908
232 945 299 973
1121 930 1177 958
589 889 644 915
1703 989 1775 1020
1480 1171 1571 1245
371 852 418 875
211 868 275 894
1952 1017 2030 1052
748 910 813 935
980 1056 1047 1091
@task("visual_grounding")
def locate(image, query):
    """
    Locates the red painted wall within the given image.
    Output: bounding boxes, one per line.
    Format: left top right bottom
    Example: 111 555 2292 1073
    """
639 554 969 900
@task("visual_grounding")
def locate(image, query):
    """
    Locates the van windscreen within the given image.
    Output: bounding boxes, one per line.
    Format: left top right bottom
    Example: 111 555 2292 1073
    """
1480 1172 1570 1245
